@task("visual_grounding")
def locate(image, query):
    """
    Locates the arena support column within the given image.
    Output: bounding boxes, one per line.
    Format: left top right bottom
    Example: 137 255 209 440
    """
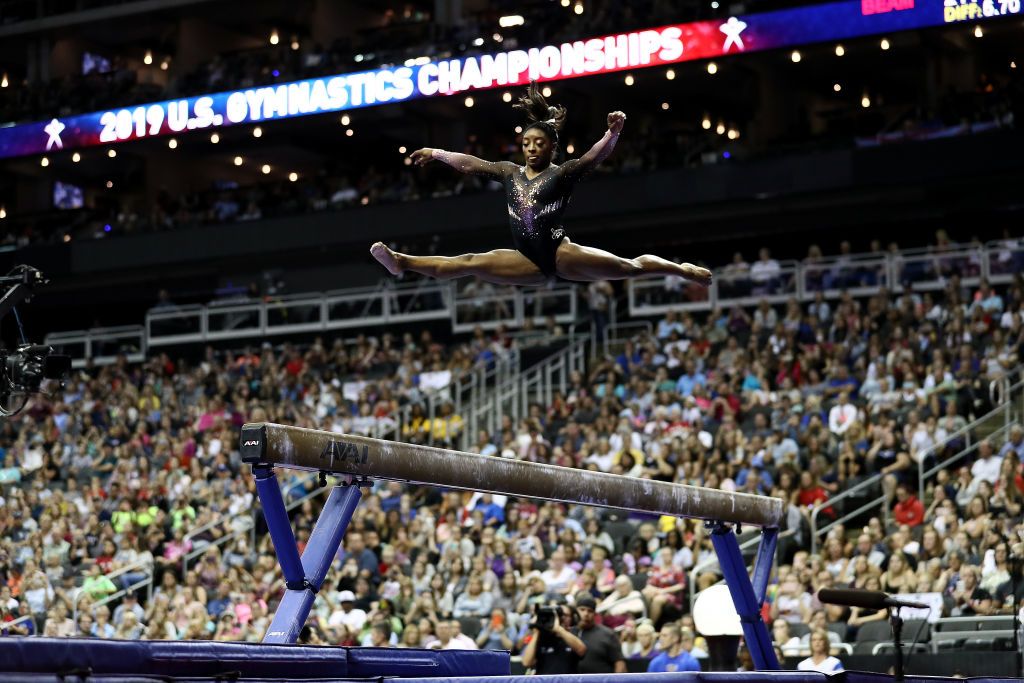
709 523 780 671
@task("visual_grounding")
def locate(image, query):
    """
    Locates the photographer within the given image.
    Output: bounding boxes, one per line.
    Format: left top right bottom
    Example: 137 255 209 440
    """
520 603 587 674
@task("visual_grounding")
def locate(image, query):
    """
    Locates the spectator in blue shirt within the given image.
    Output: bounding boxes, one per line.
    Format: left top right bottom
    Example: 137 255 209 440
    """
648 624 701 673
674 360 706 398
474 494 505 527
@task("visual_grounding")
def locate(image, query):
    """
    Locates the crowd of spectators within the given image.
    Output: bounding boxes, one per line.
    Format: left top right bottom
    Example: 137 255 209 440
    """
0 244 1023 674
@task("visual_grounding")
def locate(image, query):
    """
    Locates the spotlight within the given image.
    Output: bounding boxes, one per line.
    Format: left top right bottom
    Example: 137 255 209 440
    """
791 50 801 63
261 164 271 174
106 180 113 189
168 138 177 149
291 38 300 50
542 86 552 97
666 69 675 80
398 146 407 154
561 0 570 5
465 96 474 107
880 38 890 50
833 83 842 92
289 172 298 182
0 73 7 88
210 133 220 144
712 0 720 7
515 125 523 133
499 15 524 27
361 196 369 205
1012 61 1018 69
492 33 503 42
270 29 279 45
835 44 845 56
727 128 738 140
702 117 712 130
502 91 512 102
160 59 169 70
974 25 983 38
707 62 718 75
716 122 725 135
574 3 584 14
661 102 670 110
144 50 153 65
40 157 49 167
340 115 350 126
253 126 262 138
566 143 575 154
624 74 634 86
404 157 412 166
861 94 871 108
0 207 5 219
108 149 117 158
234 156 243 166
72 152 81 163
346 128 354 136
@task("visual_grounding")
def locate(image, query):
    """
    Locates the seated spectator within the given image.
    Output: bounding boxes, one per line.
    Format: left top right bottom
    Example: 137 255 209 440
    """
596 575 645 629
647 623 700 673
797 630 844 673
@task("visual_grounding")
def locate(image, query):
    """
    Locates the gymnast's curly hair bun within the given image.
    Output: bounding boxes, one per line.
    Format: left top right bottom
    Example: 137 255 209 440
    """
513 80 567 131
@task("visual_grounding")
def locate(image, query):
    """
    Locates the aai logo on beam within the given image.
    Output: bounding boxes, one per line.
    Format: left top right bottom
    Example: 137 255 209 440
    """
320 440 369 468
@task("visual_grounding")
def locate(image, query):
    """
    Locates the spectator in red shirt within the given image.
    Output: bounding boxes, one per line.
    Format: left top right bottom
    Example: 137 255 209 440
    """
892 483 924 527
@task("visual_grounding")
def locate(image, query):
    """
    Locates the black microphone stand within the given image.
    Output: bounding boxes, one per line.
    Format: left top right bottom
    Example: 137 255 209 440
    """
889 606 904 683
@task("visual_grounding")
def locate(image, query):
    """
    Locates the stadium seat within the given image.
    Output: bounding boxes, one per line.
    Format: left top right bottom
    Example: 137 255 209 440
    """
457 617 483 639
825 622 848 642
855 620 893 644
790 623 812 639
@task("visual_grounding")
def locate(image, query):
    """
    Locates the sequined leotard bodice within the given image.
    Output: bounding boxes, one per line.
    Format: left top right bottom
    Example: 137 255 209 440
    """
500 163 578 278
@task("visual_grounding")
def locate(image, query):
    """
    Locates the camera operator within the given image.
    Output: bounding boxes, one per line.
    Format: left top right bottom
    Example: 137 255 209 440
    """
520 603 587 674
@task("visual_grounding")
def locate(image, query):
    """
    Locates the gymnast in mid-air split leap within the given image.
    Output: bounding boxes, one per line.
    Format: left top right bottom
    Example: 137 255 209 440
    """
371 81 712 288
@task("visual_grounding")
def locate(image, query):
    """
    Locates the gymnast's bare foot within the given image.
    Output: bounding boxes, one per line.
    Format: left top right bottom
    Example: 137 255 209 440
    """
682 264 712 288
371 242 403 275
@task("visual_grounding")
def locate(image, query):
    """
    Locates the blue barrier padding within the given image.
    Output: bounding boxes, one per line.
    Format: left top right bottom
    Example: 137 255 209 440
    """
397 673 830 683
0 638 508 678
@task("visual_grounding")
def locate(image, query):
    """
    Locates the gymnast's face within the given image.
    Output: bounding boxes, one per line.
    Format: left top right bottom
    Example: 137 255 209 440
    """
522 128 555 170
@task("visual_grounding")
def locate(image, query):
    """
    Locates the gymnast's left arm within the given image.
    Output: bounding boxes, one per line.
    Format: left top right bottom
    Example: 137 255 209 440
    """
561 111 625 180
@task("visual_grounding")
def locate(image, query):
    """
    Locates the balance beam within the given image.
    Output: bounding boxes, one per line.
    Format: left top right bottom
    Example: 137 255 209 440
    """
239 422 783 528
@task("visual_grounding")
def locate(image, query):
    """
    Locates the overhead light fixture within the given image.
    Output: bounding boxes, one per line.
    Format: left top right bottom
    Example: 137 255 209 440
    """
502 91 512 102
472 38 484 46
835 44 845 57
346 128 354 136
40 157 49 167
0 207 6 219
791 50 801 63
716 122 726 135
464 96 474 107
108 149 117 158
0 73 7 88
880 38 890 50
210 133 220 144
541 86 552 97
833 83 842 92
661 102 670 110
566 143 575 154
398 146 407 154
168 138 177 149
702 116 712 130
711 0 720 7
234 156 243 166
1012 60 1017 69
666 69 675 80
253 126 263 138
727 128 739 140
861 94 871 108
72 152 81 162
340 114 350 126
974 25 983 38
144 50 153 65
105 180 113 189
561 0 569 5
514 125 523 133
707 62 718 75
262 164 271 174
289 172 298 182
499 15 524 27
270 29 279 45
291 37 300 50
574 3 584 14
624 74 634 86
492 33 503 42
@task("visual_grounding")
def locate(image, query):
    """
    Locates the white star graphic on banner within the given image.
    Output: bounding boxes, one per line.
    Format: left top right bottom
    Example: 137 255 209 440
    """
720 17 748 52
44 118 65 150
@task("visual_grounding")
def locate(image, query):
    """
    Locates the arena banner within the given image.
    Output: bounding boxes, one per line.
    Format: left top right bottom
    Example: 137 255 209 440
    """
0 0 1017 159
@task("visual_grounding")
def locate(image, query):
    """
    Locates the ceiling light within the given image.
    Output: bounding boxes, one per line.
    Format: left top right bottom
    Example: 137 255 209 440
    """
499 15 524 27
340 115 350 126
566 143 575 154
515 125 523 133
72 152 81 162
791 50 801 63
574 3 584 14
502 91 512 102
561 0 569 5
464 96 474 107
289 172 298 182
270 29 279 45
1012 60 1017 69
666 69 675 80
0 73 7 88
880 38 890 50
624 74 634 86
472 38 484 46
861 94 871 108
234 156 243 166
144 50 153 65
160 59 169 70
346 128 354 136
106 180 113 188
492 33 503 42
0 207 6 219
40 157 49 167
716 122 725 135
262 164 271 174
291 38 300 50
974 25 983 38
108 149 117 158
702 117 712 130
210 133 220 144
727 129 738 140
707 62 718 75
661 102 670 110
399 146 407 154
253 127 262 138
833 83 842 92
168 138 177 149
835 44 845 57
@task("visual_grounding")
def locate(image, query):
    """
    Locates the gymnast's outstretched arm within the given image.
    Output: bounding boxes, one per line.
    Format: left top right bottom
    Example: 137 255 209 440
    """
409 148 510 179
561 110 626 180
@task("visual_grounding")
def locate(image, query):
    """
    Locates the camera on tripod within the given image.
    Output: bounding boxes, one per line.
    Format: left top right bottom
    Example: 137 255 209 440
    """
0 266 70 416
532 604 559 631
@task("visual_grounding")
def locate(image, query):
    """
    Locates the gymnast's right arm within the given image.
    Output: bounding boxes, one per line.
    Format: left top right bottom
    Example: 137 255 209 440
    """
410 148 507 177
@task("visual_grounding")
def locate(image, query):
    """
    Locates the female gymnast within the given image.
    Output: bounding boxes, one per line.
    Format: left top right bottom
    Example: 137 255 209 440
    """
370 81 712 288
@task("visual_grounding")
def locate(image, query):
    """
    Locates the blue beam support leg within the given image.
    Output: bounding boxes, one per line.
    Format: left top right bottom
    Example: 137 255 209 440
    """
709 524 780 671
252 465 304 587
262 483 362 644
